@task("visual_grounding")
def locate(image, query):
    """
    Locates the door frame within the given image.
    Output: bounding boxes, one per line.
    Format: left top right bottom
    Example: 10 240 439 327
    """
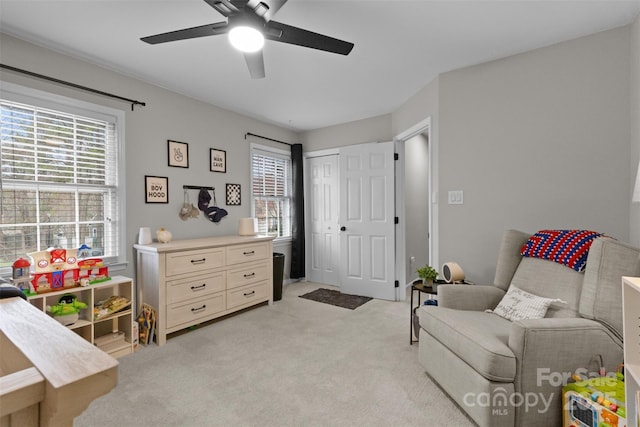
393 117 437 301
303 122 437 303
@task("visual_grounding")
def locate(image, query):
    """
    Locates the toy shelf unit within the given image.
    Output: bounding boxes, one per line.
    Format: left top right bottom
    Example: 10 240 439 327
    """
623 276 640 427
27 275 135 359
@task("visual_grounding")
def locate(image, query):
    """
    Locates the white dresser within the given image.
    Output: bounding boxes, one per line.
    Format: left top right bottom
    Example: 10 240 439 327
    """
622 276 640 427
134 235 275 345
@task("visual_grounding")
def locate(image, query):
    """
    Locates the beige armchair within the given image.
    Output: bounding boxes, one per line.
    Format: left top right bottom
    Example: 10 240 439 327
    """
417 229 640 427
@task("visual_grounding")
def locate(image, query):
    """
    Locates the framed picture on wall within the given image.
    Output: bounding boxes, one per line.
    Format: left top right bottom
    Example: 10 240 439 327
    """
210 148 226 173
226 183 241 206
167 140 189 168
145 175 169 203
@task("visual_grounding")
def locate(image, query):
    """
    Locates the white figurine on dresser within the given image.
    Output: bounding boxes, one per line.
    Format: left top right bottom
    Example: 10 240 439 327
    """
134 235 275 345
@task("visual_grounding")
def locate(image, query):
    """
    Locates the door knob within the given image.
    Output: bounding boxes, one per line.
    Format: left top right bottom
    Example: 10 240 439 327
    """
340 226 346 231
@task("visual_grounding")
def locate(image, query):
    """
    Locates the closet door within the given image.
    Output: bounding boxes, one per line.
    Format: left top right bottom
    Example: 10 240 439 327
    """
339 142 395 300
305 154 340 285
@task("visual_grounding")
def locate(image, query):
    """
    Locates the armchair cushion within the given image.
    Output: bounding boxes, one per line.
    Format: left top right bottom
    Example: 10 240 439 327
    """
419 307 516 382
488 286 565 321
437 284 505 311
509 257 583 317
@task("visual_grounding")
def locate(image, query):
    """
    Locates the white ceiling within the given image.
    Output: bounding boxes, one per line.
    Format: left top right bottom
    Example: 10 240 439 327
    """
1 0 639 131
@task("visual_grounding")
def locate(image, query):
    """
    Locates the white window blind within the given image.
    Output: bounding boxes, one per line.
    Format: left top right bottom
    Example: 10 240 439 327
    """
0 96 122 270
251 147 291 239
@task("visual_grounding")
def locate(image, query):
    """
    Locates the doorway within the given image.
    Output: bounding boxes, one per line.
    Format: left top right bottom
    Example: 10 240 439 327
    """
303 118 434 302
394 117 435 301
304 142 397 301
404 133 430 280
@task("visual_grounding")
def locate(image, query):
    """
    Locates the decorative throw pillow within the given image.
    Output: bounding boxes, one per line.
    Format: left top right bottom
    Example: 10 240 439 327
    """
487 286 566 322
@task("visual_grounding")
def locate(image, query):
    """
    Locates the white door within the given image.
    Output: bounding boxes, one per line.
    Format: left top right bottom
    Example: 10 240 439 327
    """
339 142 395 300
305 155 340 285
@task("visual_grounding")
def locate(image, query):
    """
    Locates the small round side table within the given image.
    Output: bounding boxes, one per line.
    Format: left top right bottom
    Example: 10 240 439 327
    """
410 280 439 345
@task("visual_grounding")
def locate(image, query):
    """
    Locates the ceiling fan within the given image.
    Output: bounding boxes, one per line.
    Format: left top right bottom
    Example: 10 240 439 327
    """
141 0 354 79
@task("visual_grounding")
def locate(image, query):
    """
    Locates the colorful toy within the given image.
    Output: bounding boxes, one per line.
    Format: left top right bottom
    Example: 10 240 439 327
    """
27 247 110 293
29 248 80 292
11 257 34 294
563 376 626 427
94 295 131 320
78 243 91 258
47 293 87 326
77 257 110 284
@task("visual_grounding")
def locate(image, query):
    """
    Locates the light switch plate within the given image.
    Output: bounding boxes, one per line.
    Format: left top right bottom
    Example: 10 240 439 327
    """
448 190 464 205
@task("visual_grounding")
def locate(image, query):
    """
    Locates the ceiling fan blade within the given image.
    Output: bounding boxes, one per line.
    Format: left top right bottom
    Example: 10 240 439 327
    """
243 50 266 79
265 21 354 55
246 0 287 22
141 21 228 44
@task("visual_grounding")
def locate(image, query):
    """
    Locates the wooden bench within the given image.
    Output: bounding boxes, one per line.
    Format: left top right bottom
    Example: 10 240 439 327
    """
0 296 118 426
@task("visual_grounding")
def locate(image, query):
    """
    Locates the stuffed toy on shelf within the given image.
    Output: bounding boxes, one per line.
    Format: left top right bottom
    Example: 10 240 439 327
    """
47 293 87 326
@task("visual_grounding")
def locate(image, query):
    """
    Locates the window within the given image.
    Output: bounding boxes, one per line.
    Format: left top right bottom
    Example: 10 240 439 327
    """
0 83 125 273
250 144 291 240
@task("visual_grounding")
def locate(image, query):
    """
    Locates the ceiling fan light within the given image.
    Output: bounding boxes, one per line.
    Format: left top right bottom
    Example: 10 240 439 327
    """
229 26 264 53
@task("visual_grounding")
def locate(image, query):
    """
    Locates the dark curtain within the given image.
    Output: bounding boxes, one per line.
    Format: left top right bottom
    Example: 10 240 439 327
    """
290 143 305 278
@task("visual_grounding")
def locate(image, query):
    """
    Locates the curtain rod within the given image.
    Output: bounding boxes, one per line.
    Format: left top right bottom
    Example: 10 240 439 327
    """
245 132 293 146
0 64 147 111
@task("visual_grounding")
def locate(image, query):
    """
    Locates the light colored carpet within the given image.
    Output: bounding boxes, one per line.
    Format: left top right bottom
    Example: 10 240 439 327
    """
75 282 475 427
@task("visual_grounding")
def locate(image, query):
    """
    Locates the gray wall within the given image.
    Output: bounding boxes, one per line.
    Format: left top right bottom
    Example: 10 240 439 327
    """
392 76 439 137
302 114 392 151
303 25 636 285
631 14 640 248
437 25 632 283
0 34 299 281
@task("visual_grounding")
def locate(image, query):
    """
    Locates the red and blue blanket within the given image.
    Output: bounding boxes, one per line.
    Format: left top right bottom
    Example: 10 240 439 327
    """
520 229 607 272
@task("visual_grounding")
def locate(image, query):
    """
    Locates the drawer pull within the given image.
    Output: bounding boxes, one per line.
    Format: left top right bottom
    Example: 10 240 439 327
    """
191 304 207 312
244 290 256 297
243 250 255 256
190 284 206 291
243 272 256 278
190 258 206 264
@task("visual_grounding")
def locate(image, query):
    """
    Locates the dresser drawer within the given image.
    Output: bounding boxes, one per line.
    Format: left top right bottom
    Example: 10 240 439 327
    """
226 281 268 310
166 271 226 304
166 248 225 276
226 242 269 266
227 261 269 290
167 293 225 328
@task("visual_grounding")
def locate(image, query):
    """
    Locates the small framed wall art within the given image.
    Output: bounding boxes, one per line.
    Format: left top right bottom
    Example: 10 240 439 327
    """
226 183 241 206
210 148 226 173
168 140 189 168
145 175 169 203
